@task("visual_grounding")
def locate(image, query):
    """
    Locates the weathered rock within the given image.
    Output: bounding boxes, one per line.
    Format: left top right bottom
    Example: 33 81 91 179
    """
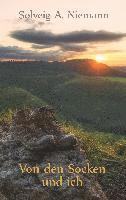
57 134 77 150
32 107 56 129
0 107 108 200
24 135 56 152
0 192 7 200
13 107 58 132
13 108 32 127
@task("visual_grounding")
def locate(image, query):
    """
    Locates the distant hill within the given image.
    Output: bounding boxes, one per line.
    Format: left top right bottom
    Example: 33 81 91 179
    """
1 59 126 77
111 66 126 73
63 59 126 77
0 60 126 134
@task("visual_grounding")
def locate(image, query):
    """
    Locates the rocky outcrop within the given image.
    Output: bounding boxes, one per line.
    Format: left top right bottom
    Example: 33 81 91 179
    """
0 107 108 200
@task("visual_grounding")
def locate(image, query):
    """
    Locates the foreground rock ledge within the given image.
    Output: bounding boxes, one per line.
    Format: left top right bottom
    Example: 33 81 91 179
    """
0 107 108 200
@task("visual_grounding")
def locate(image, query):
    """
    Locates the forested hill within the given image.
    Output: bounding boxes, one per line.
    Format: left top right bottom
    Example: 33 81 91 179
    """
0 59 126 77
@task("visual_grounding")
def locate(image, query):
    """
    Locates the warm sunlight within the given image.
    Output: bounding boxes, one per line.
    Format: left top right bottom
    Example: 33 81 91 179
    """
95 55 106 63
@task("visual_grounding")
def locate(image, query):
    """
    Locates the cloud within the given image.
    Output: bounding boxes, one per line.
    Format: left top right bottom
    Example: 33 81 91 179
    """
60 44 88 52
32 44 54 49
0 46 29 53
10 29 126 46
32 43 88 52
23 19 46 28
0 45 72 61
101 49 123 53
0 46 32 59
2 29 125 60
0 44 122 61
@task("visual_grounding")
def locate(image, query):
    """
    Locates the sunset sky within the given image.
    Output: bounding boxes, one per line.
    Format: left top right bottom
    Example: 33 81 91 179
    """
0 0 126 66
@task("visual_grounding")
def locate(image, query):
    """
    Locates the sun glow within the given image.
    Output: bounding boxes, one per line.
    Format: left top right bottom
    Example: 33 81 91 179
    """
95 55 106 62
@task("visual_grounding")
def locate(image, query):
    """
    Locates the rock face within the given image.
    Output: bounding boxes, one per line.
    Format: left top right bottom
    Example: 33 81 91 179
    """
0 107 108 200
